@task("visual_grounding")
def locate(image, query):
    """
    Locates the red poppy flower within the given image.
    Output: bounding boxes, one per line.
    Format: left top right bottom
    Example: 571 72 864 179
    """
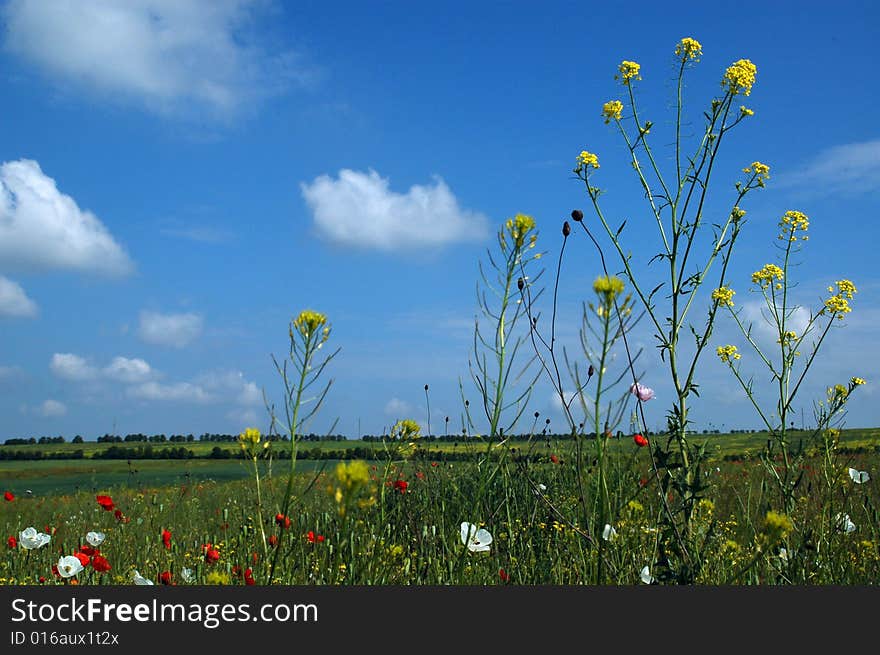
38 576 46 584
268 535 278 547
92 556 111 573
202 544 220 563
79 545 98 557
159 571 173 585
7 536 17 549
51 564 60 578
306 530 316 543
161 529 172 550
252 552 259 563
633 434 649 448
415 471 426 480
275 513 291 529
430 462 439 468
317 534 325 543
393 479 408 494
499 568 510 583
96 494 115 511
3 491 14 502
244 568 255 586
114 509 129 523
74 551 91 567
638 476 649 488
550 454 560 464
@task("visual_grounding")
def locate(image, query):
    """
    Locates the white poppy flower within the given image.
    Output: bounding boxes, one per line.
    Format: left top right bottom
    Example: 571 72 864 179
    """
19 527 51 550
835 513 856 533
848 468 870 484
778 548 789 563
181 568 195 583
86 531 106 547
538 483 547 491
460 522 492 553
602 524 617 541
133 570 154 585
57 555 84 578
639 566 654 584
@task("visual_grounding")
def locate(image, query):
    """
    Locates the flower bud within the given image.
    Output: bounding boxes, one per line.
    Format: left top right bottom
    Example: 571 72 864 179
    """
517 277 525 291
571 209 584 222
562 221 571 236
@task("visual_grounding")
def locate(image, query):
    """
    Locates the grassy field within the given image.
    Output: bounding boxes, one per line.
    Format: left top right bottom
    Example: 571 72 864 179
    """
2 429 878 586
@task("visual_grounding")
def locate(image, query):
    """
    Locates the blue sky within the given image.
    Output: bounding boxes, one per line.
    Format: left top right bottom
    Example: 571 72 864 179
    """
1 0 877 440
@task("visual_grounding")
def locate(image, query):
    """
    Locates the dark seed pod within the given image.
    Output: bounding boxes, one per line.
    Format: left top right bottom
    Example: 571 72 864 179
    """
517 277 525 291
562 221 571 236
571 209 584 222
588 364 595 376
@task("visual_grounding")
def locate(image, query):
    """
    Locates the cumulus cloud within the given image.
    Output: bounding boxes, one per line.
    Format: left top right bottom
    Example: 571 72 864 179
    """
384 397 413 417
195 370 262 406
2 0 307 119
50 353 99 381
138 311 203 348
776 139 880 196
0 159 133 275
127 381 212 403
0 275 38 317
301 169 489 250
40 399 67 417
102 356 154 383
740 301 811 343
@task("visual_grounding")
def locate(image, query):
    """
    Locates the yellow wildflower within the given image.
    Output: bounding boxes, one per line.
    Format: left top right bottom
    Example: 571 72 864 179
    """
723 59 757 96
576 150 599 172
602 100 623 124
711 286 735 307
505 213 536 249
675 37 702 62
751 264 784 288
740 106 754 116
616 60 641 84
592 275 625 301
293 310 328 341
764 510 793 541
851 377 866 386
716 345 741 363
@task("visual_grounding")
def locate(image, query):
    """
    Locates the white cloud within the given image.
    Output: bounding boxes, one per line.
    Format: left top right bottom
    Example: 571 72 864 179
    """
301 169 489 250
127 381 211 403
0 365 24 380
40 399 67 417
102 356 154 383
138 311 203 348
776 139 880 196
50 353 99 381
238 381 262 406
740 301 811 343
2 0 307 119
0 159 133 275
0 275 37 317
384 397 413 417
195 370 262 406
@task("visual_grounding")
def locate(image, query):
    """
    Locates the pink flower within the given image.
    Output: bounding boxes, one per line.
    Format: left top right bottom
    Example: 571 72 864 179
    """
630 382 655 402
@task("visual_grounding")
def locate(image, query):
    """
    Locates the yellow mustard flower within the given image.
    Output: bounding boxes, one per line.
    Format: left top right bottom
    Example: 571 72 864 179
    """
851 377 866 386
505 213 537 249
751 264 784 288
616 60 641 84
723 59 757 96
576 150 599 172
716 345 741 363
593 274 625 301
675 37 702 61
711 286 735 307
602 99 623 123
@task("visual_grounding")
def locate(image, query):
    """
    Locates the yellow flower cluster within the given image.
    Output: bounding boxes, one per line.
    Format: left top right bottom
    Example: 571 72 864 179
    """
740 106 754 116
335 460 370 488
827 384 848 403
824 279 857 319
593 274 625 300
602 99 623 124
617 60 641 84
751 263 784 289
716 344 741 363
239 427 261 446
391 419 421 441
675 37 702 61
851 377 866 386
731 206 747 221
743 161 770 187
723 59 757 96
576 150 599 172
292 310 330 341
711 286 735 307
779 210 809 242
504 213 537 250
763 510 793 541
